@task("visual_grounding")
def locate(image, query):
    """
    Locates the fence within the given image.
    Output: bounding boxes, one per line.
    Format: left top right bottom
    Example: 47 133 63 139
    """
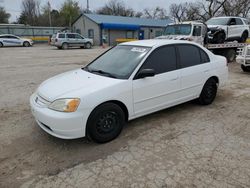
0 24 65 42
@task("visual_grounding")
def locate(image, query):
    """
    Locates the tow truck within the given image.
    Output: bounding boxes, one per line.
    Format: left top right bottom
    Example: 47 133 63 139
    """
157 21 249 62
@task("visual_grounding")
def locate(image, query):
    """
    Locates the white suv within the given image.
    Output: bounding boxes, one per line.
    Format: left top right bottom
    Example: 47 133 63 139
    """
206 17 249 44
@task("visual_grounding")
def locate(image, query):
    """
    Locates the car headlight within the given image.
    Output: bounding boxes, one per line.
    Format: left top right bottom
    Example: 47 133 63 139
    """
49 98 80 112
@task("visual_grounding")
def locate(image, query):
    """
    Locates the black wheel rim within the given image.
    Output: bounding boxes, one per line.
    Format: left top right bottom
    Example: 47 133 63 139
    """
96 111 118 135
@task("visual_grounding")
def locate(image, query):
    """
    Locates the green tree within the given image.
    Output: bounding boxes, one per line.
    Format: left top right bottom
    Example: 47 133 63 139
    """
0 7 10 23
60 0 80 27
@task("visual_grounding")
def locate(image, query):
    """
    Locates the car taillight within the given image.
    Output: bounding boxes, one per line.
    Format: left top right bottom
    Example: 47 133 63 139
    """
55 39 58 42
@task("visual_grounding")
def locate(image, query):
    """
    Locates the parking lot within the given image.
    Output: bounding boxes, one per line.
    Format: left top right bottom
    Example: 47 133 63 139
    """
0 45 250 188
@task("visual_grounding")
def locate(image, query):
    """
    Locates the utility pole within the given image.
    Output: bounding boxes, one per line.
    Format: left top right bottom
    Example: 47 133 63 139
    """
48 1 52 27
87 0 89 13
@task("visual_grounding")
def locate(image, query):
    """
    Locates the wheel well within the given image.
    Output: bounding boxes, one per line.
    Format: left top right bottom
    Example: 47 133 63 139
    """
243 30 249 36
209 76 219 85
92 100 129 122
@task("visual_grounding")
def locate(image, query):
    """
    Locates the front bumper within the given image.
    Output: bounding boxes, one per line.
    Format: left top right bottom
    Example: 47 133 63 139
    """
236 56 250 66
30 93 88 139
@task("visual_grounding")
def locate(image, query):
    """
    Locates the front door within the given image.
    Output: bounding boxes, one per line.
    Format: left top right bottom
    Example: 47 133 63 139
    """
132 45 181 117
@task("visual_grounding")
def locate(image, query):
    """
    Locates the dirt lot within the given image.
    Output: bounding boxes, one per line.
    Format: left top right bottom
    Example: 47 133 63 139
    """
0 45 250 188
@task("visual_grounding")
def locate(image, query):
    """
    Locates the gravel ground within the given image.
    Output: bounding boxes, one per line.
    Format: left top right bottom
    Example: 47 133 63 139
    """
0 45 250 188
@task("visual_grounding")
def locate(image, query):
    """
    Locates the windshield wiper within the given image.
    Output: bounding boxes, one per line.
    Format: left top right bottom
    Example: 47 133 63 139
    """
88 68 117 78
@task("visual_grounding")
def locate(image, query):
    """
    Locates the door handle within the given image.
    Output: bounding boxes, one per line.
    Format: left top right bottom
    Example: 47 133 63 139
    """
204 70 209 73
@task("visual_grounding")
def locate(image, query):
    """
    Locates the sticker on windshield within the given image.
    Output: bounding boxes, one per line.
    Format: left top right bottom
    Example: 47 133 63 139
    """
131 47 147 53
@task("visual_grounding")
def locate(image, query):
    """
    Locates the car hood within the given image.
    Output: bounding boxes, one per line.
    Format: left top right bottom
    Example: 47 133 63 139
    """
38 69 123 101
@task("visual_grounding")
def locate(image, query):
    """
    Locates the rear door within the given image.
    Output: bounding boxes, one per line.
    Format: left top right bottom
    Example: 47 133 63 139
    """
75 34 85 47
177 44 211 100
228 18 238 38
132 45 181 117
66 33 76 47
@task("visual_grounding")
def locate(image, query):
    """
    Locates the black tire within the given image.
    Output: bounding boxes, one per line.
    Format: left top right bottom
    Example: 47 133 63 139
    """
198 78 218 105
57 46 62 49
87 103 125 143
0 42 3 47
23 41 30 47
225 49 236 63
85 42 92 49
240 31 248 43
241 65 250 72
213 32 225 44
62 43 68 50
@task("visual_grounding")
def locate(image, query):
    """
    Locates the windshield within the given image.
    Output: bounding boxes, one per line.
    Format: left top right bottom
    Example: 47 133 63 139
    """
163 24 192 35
85 45 151 79
206 18 229 25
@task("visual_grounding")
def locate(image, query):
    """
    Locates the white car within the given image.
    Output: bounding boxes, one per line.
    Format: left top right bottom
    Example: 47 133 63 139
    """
206 17 249 44
0 34 33 47
30 40 228 143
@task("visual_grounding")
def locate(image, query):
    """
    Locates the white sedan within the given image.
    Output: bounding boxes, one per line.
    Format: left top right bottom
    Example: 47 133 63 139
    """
0 34 33 47
30 40 228 143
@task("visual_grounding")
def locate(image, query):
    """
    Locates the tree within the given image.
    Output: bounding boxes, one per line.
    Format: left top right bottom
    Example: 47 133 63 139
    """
169 3 187 22
0 7 10 23
60 0 80 27
18 0 40 25
96 0 136 17
222 0 250 17
143 7 168 19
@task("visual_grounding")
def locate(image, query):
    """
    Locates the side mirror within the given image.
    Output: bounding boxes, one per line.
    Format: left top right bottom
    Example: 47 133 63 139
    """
136 69 155 79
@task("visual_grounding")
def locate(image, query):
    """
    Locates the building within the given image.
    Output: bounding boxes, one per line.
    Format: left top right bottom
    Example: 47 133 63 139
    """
72 14 172 46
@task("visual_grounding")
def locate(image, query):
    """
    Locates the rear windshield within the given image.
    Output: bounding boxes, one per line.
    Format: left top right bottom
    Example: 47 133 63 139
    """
58 34 65 38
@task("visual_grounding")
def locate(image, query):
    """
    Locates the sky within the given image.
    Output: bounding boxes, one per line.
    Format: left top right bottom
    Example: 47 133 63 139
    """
0 0 191 22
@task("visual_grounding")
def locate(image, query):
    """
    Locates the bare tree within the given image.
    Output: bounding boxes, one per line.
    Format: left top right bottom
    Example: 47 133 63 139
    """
0 7 10 23
19 0 40 25
222 0 250 17
96 0 136 17
169 3 187 22
143 7 168 19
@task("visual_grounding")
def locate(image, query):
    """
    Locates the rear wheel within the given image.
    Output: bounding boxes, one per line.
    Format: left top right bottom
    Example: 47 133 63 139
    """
0 42 3 47
224 49 236 62
198 78 218 105
240 31 248 43
23 41 30 47
62 43 69 50
87 103 125 143
241 65 250 72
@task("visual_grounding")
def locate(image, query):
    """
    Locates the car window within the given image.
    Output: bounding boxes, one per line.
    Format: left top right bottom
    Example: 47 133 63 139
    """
177 44 201 68
75 34 83 39
139 46 177 75
229 18 236 25
200 49 210 63
86 45 151 79
67 34 75 39
236 18 243 25
8 36 18 39
193 26 202 36
58 34 65 38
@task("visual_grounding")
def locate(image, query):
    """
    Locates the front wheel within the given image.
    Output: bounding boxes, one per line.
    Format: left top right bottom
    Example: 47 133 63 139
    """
23 41 30 47
198 78 218 105
87 103 125 143
213 32 225 44
0 42 3 47
241 65 250 72
85 42 92 49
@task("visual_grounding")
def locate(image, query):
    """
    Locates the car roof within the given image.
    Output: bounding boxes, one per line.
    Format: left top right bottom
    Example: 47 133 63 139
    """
209 16 245 19
120 39 200 48
0 34 17 37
